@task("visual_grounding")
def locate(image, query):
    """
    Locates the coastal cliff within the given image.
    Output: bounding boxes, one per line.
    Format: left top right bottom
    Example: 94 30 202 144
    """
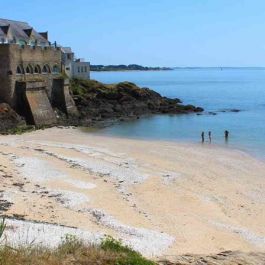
68 79 203 126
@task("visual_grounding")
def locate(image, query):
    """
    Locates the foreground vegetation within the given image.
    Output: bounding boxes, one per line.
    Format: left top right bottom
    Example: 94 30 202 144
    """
0 218 155 265
0 237 155 265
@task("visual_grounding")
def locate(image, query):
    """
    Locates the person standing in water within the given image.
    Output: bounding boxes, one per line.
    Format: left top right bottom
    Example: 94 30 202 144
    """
208 131 212 143
225 130 229 142
201 131 205 143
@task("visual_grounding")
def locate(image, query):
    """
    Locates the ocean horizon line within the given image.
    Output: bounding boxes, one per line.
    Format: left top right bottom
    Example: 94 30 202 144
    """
173 66 265 69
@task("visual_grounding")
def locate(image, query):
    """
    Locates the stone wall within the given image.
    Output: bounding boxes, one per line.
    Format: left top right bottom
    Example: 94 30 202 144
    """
51 78 78 116
0 44 79 126
63 80 79 116
0 45 12 103
0 44 62 106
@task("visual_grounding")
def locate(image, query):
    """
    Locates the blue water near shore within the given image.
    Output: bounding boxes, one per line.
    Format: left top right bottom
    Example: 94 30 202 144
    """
91 68 265 158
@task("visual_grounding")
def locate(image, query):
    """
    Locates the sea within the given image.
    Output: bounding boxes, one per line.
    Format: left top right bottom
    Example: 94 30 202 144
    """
91 68 265 159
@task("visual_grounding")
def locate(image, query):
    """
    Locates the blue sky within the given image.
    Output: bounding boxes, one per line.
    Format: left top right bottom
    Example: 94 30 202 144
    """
2 0 265 66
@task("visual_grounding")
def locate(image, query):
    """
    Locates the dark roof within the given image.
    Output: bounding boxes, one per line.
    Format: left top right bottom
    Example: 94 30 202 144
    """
0 18 49 44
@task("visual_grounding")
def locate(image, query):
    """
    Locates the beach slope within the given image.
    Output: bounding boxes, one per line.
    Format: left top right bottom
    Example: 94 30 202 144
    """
0 128 265 259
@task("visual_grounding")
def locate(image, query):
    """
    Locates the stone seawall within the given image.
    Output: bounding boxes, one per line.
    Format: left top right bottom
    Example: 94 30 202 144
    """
0 44 62 106
51 79 78 116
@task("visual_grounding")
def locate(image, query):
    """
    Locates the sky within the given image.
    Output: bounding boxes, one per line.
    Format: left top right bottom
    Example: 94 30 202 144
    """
1 0 265 67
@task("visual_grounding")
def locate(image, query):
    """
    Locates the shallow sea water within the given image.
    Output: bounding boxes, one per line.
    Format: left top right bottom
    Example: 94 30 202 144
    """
91 68 265 158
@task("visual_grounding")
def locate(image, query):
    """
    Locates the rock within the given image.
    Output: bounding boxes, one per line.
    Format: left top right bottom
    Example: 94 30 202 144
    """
208 111 217 115
219 109 241 113
0 103 26 132
69 79 204 127
195 107 204 112
2 79 204 132
230 109 241 112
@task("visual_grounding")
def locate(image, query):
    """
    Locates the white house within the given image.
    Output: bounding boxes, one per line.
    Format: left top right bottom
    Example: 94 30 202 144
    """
61 47 90 79
71 59 90 80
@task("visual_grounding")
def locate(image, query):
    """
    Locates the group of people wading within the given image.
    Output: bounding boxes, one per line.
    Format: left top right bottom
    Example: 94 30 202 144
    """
201 130 229 143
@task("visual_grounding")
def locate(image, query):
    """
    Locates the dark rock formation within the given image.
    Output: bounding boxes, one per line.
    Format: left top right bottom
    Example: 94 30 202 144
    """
219 109 241 113
0 79 204 132
70 79 203 126
0 103 26 132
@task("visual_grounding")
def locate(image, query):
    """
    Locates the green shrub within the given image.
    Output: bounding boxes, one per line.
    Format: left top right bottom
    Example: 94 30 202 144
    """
101 236 155 265
57 234 83 254
0 217 6 240
6 125 36 135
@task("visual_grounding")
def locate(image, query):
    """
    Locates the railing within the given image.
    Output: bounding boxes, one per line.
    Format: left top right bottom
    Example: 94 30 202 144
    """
0 41 61 51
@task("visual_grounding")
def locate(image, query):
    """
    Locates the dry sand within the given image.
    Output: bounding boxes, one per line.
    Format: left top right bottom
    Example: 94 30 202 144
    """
0 127 265 258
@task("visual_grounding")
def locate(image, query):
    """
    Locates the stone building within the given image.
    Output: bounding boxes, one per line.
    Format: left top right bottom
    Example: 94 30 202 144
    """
61 47 90 79
0 18 78 126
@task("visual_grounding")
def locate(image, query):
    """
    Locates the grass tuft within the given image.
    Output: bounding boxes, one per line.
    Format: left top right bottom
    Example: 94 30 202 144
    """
101 236 156 265
0 234 156 265
0 218 6 240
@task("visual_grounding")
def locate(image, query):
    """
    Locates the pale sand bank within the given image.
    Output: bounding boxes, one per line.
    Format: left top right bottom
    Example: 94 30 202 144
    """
0 127 265 258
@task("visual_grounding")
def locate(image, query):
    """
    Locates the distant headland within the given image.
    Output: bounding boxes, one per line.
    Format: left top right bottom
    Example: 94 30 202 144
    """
90 64 173 71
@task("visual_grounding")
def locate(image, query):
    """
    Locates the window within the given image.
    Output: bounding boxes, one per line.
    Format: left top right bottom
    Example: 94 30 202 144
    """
78 67 80 73
30 40 37 47
25 65 33 74
40 42 46 48
18 40 26 47
34 65 41 74
84 66 87 72
52 65 59 74
42 64 51 74
16 65 24 75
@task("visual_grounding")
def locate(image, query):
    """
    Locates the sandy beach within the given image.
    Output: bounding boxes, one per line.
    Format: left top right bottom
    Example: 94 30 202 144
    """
0 127 265 259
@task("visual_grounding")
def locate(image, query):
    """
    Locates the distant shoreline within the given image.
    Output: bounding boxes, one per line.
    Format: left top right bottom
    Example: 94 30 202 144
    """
91 66 265 72
91 69 173 72
90 64 173 72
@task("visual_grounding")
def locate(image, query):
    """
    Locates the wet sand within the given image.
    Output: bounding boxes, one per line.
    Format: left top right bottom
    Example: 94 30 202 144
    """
0 127 265 258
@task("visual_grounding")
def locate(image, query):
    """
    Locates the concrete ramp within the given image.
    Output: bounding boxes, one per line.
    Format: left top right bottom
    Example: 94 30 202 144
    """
26 89 57 126
16 81 57 126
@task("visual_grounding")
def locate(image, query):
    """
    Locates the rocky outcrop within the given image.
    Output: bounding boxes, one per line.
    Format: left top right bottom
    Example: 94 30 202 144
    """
70 79 203 126
0 79 204 132
158 251 265 265
0 103 26 132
